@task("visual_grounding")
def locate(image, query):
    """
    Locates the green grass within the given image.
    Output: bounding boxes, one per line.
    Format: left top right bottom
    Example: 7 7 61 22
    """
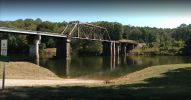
1 64 191 100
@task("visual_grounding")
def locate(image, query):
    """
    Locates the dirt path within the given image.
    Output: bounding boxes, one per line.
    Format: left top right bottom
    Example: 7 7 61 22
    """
0 79 104 87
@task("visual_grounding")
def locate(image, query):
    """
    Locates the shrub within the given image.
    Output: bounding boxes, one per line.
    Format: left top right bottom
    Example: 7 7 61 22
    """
39 43 46 53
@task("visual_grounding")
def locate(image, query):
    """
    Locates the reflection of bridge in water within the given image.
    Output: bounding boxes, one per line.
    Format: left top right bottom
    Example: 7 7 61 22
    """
63 56 143 79
0 21 141 61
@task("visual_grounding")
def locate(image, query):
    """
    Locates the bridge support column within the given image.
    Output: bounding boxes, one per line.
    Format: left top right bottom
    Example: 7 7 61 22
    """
115 43 119 56
102 42 113 56
120 43 126 55
112 43 115 56
27 35 41 61
56 38 70 58
127 44 134 53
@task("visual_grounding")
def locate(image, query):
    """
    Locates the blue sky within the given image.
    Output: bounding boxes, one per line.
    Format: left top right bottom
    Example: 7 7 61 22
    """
1 0 191 29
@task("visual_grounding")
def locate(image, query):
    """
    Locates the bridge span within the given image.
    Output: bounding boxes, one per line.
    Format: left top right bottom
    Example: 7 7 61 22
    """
0 21 139 60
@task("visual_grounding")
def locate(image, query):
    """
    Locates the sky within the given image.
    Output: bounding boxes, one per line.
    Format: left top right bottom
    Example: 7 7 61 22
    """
0 0 191 29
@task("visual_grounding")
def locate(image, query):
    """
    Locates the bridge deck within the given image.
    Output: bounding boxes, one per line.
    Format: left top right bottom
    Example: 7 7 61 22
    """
0 27 140 44
0 27 67 38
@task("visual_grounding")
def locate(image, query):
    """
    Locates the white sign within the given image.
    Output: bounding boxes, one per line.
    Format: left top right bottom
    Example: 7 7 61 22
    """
1 39 7 56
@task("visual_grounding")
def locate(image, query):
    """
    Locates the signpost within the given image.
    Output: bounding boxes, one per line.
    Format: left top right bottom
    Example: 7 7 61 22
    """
1 39 10 90
1 40 7 56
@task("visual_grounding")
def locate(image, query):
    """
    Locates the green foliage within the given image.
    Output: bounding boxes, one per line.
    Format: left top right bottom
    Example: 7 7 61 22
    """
179 37 191 55
39 43 46 53
37 21 61 48
142 44 149 50
70 40 102 55
95 21 123 40
0 34 29 53
122 25 131 39
172 39 185 47
0 18 191 55
185 37 191 47
113 22 123 40
129 27 142 41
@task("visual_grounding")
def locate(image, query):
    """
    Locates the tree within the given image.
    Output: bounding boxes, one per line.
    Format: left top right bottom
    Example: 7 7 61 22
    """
113 22 123 40
35 18 42 26
37 21 57 48
24 18 34 27
129 27 142 42
13 19 25 29
140 27 149 43
122 25 130 39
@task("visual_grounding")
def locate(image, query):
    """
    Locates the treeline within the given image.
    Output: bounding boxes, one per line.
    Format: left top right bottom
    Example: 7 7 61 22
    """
127 23 191 55
0 18 191 55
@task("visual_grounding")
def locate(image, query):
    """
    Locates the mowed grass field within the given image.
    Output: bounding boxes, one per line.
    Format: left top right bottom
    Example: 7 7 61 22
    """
0 62 61 80
0 62 191 100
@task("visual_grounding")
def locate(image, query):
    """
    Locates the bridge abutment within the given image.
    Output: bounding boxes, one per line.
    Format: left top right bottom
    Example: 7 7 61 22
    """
56 38 70 58
27 35 41 61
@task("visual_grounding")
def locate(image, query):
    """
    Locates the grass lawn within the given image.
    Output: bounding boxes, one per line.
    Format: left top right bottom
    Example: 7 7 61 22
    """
1 64 191 100
0 62 61 79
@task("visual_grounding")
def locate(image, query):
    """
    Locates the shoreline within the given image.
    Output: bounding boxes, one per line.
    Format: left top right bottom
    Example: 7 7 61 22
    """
1 61 191 87
0 61 104 87
1 62 191 99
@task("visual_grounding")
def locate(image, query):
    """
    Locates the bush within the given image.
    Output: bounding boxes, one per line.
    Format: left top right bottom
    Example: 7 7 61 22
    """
39 43 46 53
70 40 102 55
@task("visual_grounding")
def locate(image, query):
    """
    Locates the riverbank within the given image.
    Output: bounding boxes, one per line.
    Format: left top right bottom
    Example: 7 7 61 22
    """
113 63 191 84
0 62 103 87
0 62 191 99
130 46 184 56
0 62 60 80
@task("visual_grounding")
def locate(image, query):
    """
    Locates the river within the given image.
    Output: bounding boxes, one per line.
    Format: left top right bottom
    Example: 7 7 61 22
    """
7 53 191 80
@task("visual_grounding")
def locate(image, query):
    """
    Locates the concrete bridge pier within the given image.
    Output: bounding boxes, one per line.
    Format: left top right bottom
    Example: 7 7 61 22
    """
112 43 115 56
102 42 120 56
102 42 113 56
120 43 127 55
56 38 71 58
27 35 41 61
115 43 119 56
126 44 134 53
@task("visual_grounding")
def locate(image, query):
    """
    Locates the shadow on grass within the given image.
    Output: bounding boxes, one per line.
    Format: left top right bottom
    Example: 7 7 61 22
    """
1 67 191 100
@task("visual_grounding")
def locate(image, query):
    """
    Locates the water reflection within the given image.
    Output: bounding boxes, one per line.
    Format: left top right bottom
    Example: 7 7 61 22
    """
7 53 191 80
66 58 70 78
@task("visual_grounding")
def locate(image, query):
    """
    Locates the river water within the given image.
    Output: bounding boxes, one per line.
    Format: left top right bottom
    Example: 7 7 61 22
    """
7 53 191 80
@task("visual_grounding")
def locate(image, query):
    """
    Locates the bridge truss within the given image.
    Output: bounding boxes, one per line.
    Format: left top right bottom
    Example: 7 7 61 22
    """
61 21 111 41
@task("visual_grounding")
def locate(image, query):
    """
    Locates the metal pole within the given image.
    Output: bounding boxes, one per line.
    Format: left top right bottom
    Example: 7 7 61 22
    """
93 26 95 39
2 62 5 90
77 21 79 37
69 24 70 35
86 24 87 38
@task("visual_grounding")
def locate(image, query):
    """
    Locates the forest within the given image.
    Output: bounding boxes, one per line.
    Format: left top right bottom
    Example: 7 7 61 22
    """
0 18 191 55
